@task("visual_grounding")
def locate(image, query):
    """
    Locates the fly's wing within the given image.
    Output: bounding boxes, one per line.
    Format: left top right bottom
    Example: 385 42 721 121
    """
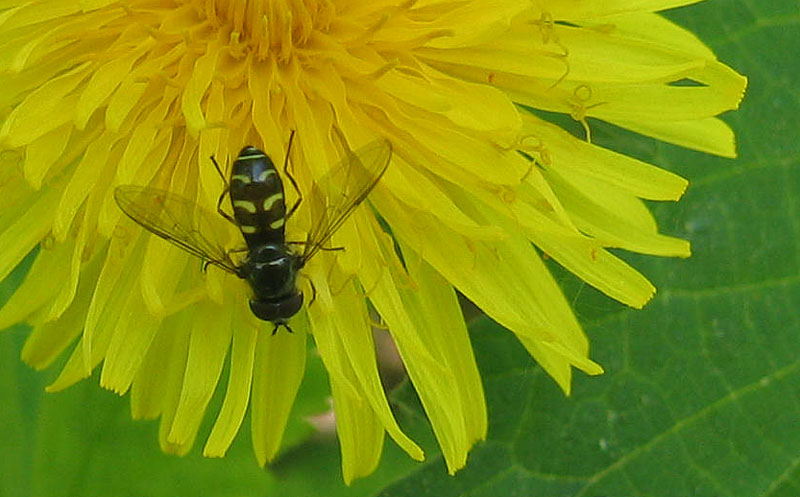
114 185 239 274
301 139 391 263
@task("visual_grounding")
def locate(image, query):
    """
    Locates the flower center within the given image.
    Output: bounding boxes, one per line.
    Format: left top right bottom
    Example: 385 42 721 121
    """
193 0 338 59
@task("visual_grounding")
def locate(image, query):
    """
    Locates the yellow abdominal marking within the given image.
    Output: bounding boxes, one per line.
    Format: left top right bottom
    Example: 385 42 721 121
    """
231 174 251 184
262 192 283 210
270 218 285 229
240 225 258 234
257 169 277 182
233 200 257 213
239 152 266 161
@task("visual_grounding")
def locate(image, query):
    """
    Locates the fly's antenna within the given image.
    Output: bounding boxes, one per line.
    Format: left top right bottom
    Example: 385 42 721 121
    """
272 322 295 335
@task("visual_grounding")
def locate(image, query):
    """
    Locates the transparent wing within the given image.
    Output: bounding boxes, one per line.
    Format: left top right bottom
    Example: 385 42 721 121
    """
114 185 239 274
301 139 391 263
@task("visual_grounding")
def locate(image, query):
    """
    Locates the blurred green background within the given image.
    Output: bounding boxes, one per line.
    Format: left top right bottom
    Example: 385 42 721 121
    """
1 1 796 496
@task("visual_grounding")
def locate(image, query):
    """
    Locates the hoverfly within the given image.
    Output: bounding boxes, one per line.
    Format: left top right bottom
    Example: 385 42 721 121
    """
114 133 391 334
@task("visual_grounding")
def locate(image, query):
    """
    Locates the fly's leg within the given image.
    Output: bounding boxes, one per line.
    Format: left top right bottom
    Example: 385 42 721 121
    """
283 130 302 219
216 186 236 225
307 278 318 308
210 154 237 225
296 273 318 308
201 246 247 274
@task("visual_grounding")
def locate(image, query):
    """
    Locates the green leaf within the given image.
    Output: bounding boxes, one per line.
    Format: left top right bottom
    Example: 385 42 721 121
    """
0 253 334 497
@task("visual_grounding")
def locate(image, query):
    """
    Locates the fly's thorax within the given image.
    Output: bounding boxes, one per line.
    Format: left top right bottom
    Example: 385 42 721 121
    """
229 146 287 249
240 243 300 300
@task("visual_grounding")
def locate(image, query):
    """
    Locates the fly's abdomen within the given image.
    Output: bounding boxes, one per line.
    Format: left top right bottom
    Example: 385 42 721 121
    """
229 146 287 248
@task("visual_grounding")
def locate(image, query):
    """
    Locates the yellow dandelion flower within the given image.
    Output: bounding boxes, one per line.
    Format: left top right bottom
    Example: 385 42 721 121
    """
0 0 746 484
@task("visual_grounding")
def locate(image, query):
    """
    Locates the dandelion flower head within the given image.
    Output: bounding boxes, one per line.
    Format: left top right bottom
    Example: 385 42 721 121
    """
0 0 746 483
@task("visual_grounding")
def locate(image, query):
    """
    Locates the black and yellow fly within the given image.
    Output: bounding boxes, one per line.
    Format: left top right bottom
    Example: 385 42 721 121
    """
114 134 391 333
